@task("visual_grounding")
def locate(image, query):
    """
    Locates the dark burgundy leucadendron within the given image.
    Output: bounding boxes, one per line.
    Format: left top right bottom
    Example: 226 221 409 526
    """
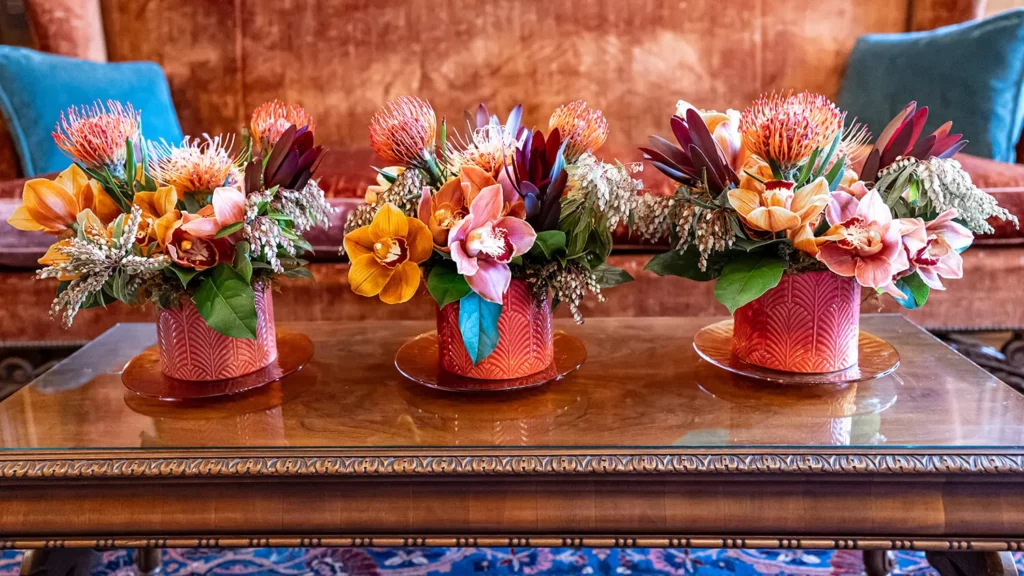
860 101 967 183
640 108 740 195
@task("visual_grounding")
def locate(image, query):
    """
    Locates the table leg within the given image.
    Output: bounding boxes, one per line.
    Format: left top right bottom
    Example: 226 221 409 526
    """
134 548 162 575
864 550 896 576
926 551 1018 576
19 549 99 576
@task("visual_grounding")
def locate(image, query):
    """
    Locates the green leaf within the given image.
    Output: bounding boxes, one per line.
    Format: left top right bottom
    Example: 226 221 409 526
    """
192 264 258 339
732 237 789 252
182 193 201 213
644 248 718 281
282 267 315 281
825 157 846 190
889 271 930 310
427 265 472 308
268 210 293 221
528 230 567 259
124 138 136 194
169 265 202 288
592 263 633 288
233 240 252 282
215 221 244 238
713 254 787 313
457 291 502 365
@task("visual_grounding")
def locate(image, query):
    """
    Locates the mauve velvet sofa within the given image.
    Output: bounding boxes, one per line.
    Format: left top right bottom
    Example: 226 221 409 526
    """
1 0 1023 344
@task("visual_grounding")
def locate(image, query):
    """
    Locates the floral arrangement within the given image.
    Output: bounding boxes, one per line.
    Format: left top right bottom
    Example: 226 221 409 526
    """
7 99 332 338
634 92 1017 312
343 97 642 363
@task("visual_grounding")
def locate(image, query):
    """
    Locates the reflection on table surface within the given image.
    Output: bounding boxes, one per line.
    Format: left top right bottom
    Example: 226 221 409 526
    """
1 316 1022 451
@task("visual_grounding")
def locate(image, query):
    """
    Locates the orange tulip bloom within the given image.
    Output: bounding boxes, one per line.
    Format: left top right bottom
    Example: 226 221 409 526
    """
344 203 432 304
728 176 831 255
7 165 120 235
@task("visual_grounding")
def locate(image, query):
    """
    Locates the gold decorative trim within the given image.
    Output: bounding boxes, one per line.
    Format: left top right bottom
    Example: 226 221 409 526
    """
1 450 1024 479
3 535 1024 551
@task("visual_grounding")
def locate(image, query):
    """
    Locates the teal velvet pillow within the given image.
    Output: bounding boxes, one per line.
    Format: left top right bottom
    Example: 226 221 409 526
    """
0 47 183 176
838 9 1024 162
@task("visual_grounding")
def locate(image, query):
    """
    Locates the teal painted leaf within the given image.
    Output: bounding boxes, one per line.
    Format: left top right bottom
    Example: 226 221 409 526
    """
713 254 787 313
889 271 930 310
192 264 258 339
427 265 472 308
457 291 502 365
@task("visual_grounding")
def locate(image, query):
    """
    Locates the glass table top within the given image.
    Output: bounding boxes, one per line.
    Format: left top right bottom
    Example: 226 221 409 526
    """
1 315 1022 452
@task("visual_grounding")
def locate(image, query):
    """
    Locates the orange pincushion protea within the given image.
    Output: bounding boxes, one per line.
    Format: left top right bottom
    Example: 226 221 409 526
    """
369 96 437 167
548 100 609 162
250 100 315 147
740 91 844 171
148 135 239 198
52 100 140 172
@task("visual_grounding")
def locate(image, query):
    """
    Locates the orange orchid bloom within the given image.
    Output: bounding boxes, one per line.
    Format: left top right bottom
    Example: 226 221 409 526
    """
133 185 180 248
417 165 525 250
7 165 120 235
728 176 831 256
344 203 432 304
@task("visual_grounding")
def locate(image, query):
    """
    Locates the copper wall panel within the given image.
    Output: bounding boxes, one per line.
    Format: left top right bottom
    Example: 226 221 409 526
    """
99 0 913 151
100 0 244 139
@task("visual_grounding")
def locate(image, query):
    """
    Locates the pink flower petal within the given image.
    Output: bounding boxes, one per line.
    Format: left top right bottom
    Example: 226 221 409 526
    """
470 184 503 224
417 187 432 224
932 250 964 279
880 282 907 299
466 258 511 304
856 189 892 225
450 240 479 276
917 267 946 290
826 191 858 225
854 256 894 288
448 214 473 245
816 243 857 277
496 216 537 256
181 216 221 238
212 187 245 226
878 223 905 266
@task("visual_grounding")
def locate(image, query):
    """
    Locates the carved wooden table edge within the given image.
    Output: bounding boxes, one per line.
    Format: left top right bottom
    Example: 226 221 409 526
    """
2 448 1024 479
3 534 1024 551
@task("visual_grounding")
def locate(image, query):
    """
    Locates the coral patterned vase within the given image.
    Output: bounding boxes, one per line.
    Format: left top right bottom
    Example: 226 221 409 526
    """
156 284 278 381
436 279 554 379
731 270 860 373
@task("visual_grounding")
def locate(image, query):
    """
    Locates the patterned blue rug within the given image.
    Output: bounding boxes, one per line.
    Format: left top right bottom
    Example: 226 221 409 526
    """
3 548 1023 575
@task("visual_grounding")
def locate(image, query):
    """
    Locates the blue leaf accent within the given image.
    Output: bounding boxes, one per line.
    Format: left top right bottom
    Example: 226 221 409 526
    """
457 292 503 365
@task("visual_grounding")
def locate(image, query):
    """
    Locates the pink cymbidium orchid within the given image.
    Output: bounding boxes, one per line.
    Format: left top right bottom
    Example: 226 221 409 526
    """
892 209 973 291
178 187 246 239
816 188 909 291
448 183 536 304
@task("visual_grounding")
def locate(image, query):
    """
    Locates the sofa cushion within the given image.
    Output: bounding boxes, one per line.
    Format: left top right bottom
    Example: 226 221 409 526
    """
0 47 183 176
838 9 1024 162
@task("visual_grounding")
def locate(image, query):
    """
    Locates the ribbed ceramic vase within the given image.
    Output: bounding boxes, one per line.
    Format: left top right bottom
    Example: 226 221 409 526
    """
436 279 554 379
731 270 860 373
156 284 278 381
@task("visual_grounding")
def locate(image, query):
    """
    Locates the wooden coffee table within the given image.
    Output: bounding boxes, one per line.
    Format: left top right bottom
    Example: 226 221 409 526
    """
1 315 1023 576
